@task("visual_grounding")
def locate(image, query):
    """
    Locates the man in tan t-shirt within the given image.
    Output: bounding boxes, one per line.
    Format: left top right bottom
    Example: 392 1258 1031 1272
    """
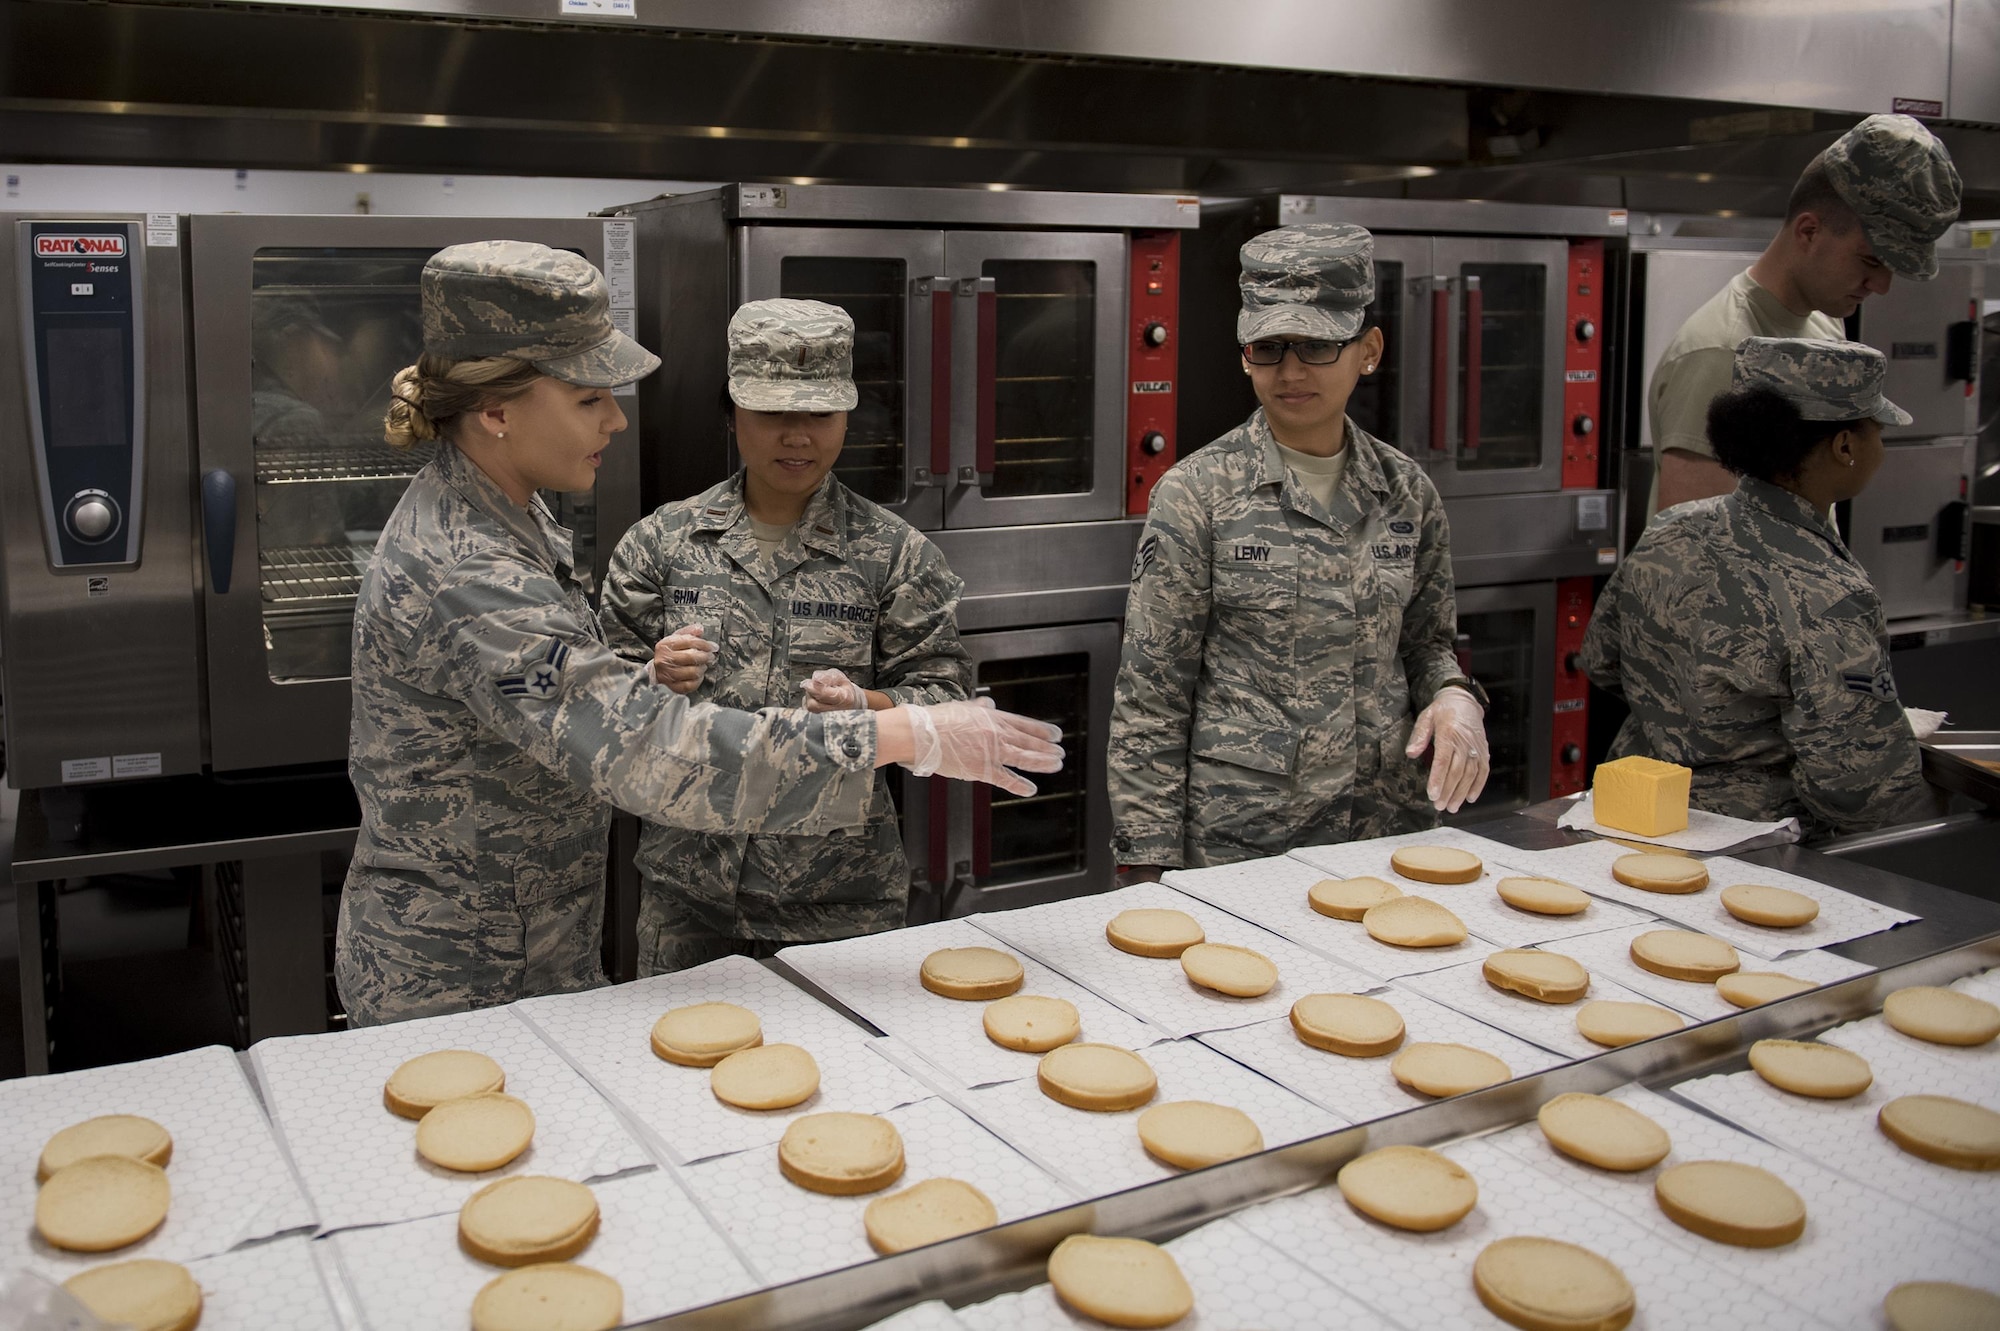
1648 114 1961 516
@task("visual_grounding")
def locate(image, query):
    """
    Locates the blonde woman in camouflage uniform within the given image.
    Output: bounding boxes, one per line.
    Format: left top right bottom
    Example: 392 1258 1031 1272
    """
338 243 1061 1026
1581 336 1937 839
1109 223 1491 873
599 299 974 974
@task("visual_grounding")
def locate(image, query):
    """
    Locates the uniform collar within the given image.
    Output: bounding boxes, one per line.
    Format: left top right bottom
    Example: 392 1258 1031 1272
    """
1736 475 1853 557
693 472 849 559
1247 409 1390 530
436 442 573 576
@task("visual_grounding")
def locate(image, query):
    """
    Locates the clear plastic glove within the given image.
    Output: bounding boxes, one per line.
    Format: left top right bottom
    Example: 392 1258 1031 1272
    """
651 623 718 696
800 667 866 712
904 697 1065 798
1905 707 1948 741
1406 684 1490 813
0 1269 114 1331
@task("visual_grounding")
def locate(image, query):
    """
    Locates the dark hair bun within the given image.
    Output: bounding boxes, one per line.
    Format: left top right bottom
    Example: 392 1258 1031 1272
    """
1706 385 1854 483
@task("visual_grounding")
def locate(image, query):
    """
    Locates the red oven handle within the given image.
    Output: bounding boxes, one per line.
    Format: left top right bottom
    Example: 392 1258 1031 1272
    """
1428 277 1450 453
928 282 953 480
975 284 998 486
1461 276 1482 455
971 782 992 880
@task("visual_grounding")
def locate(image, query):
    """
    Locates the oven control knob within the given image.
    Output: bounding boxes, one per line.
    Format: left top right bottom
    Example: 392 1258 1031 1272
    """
1139 431 1168 456
1561 743 1583 764
1574 318 1596 342
1572 414 1596 436
1142 321 1169 348
65 492 119 543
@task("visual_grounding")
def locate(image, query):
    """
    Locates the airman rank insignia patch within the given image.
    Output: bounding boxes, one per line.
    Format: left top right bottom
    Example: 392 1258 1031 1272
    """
500 637 571 701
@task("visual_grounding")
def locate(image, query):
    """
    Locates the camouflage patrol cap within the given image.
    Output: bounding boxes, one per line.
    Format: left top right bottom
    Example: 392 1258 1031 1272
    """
421 240 659 387
1732 336 1912 426
1820 114 1962 280
726 298 859 412
1237 223 1375 343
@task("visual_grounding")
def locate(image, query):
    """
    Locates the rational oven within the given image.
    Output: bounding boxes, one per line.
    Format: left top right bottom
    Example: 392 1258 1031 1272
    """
0 212 643 791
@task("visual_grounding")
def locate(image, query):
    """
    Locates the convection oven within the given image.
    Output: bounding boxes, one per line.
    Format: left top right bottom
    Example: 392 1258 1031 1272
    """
0 212 642 790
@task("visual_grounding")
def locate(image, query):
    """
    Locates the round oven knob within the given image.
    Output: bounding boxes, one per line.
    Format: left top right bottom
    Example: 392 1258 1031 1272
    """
1142 322 1169 348
1574 318 1596 342
1572 414 1596 437
1140 431 1168 455
1561 743 1583 764
65 492 119 543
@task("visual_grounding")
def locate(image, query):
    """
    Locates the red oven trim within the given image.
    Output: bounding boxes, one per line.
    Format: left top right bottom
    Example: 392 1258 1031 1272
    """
1562 240 1604 490
1552 575 1593 797
1126 229 1181 514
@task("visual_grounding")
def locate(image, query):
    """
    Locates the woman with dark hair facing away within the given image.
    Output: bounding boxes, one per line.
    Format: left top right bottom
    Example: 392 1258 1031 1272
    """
1579 335 1937 839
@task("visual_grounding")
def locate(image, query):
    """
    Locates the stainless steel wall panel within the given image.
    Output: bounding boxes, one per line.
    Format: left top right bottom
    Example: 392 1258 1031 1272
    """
1952 0 2000 125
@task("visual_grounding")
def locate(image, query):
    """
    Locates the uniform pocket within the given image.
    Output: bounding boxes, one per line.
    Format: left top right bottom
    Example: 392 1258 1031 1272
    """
511 829 609 908
1189 694 1297 777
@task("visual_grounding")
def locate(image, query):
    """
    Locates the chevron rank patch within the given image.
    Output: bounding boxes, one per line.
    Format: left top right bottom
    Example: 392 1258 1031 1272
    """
1841 668 1897 701
500 637 571 701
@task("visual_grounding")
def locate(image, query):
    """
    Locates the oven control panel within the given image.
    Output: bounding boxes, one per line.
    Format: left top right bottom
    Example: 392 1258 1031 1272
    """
19 220 144 567
1562 239 1604 490
1127 228 1180 514
1551 575 1594 797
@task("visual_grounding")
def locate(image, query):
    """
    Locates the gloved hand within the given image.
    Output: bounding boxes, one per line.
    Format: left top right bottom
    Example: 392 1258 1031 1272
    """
651 624 718 696
904 698 1065 798
1405 685 1489 813
800 667 866 712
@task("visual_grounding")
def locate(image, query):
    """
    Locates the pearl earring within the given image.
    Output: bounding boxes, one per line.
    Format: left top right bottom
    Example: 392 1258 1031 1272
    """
498 431 507 439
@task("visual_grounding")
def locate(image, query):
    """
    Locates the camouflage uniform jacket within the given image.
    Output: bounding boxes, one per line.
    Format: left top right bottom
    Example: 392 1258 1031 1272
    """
599 471 973 953
1108 410 1483 868
337 444 879 1026
1578 476 1932 838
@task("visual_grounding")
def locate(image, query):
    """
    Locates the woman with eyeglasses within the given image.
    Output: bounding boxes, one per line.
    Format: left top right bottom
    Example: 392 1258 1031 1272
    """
1107 223 1490 872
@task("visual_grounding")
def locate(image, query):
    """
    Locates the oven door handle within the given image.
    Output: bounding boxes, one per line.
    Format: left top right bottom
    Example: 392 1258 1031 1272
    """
1460 274 1482 455
1428 275 1451 454
200 468 236 594
912 277 953 488
965 276 998 487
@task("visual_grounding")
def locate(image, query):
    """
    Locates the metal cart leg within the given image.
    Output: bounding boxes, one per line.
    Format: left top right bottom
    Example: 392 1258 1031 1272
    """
17 878 58 1075
240 852 328 1041
605 814 640 984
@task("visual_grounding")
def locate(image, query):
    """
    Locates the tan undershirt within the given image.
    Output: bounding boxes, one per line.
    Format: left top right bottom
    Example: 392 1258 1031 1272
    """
748 515 793 554
1274 439 1350 511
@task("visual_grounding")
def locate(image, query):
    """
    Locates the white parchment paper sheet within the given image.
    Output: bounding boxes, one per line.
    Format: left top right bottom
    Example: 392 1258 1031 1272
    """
887 1037 1341 1198
1483 1085 2000 1328
180 1237 344 1331
1290 826 1656 948
329 1166 755 1331
517 954 930 1164
970 884 1373 1038
251 1006 649 1233
1 1045 315 1278
1197 988 1565 1125
1395 954 1685 1060
1557 792 1800 852
1551 924 1872 1022
1238 1136 1823 1331
777 919 1163 1088
957 1215 1400 1331
680 1096 1077 1287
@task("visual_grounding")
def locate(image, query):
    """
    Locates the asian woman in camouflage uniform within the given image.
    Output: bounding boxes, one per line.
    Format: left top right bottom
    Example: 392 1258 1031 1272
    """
599 299 975 974
1108 223 1491 872
1581 335 1938 839
337 244 1061 1026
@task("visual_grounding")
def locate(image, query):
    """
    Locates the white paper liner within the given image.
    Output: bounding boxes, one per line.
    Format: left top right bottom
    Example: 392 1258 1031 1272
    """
1 1045 316 1278
1288 826 1657 948
516 954 931 1164
1817 1014 2000 1109
882 1037 1341 1199
1672 1064 2000 1231
1163 854 1489 979
1237 1135 1824 1331
861 1302 974 1331
173 1236 346 1331
328 1167 757 1331
1557 792 1801 852
309 1238 367 1331
1196 989 1565 1124
679 1096 1077 1287
1395 954 1684 1060
957 1215 1400 1331
250 1006 650 1234
1482 1085 2000 1325
777 919 1164 1088
1483 837 1915 959
969 883 1374 1039
1550 925 1873 1023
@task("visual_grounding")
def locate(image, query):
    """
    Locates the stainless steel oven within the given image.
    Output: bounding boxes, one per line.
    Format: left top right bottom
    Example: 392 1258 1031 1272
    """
615 185 1198 525
0 212 642 790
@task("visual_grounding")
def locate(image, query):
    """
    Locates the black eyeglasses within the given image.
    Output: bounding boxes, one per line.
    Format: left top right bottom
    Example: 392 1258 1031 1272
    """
1240 337 1358 366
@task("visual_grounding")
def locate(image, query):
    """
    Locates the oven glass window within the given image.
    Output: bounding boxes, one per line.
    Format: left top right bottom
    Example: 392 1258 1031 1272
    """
1449 607 1536 819
977 651 1088 889
249 246 602 684
779 257 907 506
1458 262 1545 472
982 259 1095 498
1347 259 1402 444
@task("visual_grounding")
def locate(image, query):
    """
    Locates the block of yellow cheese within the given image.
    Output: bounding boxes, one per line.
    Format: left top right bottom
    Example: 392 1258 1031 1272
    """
1592 756 1691 837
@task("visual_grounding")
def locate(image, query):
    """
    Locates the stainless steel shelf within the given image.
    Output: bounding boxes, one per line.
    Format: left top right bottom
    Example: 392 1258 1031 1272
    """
260 543 372 607
255 438 434 485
